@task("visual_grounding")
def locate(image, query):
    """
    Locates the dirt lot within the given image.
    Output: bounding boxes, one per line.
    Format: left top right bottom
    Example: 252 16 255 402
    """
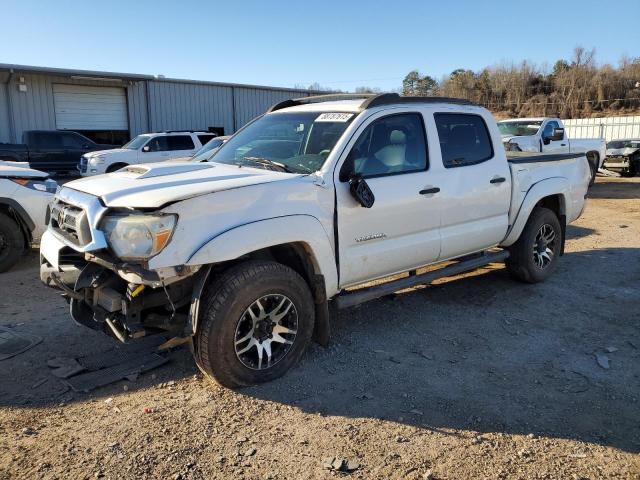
1 177 639 480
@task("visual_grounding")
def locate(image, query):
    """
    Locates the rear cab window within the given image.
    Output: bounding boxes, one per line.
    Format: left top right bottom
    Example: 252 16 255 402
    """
434 113 493 167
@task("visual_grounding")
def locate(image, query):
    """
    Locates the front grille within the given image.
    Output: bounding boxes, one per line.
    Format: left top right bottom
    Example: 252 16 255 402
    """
79 157 88 173
50 200 92 246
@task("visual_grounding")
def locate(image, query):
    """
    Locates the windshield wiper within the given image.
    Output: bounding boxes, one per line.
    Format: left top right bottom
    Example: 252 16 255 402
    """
242 156 294 173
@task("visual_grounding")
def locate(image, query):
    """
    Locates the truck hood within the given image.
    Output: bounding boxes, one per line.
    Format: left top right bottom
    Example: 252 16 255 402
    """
0 163 49 178
502 135 539 152
607 147 639 156
64 161 301 208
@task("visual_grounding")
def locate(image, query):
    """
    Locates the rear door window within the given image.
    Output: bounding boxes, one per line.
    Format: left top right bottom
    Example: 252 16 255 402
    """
32 132 63 149
166 135 195 151
434 113 493 167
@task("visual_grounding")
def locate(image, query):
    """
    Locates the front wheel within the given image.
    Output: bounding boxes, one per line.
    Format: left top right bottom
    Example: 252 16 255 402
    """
194 261 315 388
506 207 562 283
0 212 26 273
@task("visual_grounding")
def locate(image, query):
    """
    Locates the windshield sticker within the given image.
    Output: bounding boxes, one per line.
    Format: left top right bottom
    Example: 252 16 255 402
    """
315 112 354 123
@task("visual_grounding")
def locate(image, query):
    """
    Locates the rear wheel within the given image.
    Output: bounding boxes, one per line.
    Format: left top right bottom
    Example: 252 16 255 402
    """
506 207 561 283
194 260 315 388
0 212 26 273
587 152 599 186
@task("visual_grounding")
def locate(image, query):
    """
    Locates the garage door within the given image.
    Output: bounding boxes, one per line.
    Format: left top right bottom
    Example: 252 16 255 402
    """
53 84 128 130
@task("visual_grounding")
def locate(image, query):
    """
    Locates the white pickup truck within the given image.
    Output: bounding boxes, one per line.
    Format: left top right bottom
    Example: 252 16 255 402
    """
40 94 591 388
498 117 605 185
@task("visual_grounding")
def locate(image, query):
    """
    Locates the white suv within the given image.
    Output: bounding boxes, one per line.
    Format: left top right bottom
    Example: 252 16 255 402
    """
79 131 217 176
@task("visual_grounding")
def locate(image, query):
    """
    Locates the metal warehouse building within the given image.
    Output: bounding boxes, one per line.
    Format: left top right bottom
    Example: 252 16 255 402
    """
0 63 317 145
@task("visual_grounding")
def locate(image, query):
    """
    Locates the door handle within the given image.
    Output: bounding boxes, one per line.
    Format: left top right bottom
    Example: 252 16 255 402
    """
419 187 440 195
490 177 506 184
560 143 566 146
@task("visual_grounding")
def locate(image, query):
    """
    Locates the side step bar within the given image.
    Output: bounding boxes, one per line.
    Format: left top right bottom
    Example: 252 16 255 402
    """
335 250 510 310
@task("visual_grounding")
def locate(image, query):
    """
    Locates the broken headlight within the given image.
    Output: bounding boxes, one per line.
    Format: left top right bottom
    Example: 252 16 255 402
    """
101 213 177 261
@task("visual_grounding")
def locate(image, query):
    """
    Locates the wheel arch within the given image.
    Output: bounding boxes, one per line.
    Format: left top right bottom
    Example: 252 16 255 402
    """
183 215 338 345
501 178 569 248
0 197 33 247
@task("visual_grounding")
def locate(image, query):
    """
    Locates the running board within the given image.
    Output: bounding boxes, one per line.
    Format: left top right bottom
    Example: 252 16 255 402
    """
335 250 510 310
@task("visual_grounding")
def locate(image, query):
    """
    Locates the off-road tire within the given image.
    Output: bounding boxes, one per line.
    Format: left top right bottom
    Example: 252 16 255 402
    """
193 260 315 388
506 207 561 283
0 212 25 273
587 152 599 186
106 163 128 173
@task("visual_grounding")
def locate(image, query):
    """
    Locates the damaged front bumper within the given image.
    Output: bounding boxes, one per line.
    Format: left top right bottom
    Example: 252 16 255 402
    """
40 230 205 344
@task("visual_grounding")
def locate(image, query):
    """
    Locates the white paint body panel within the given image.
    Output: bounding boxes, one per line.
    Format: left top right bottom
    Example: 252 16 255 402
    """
0 165 54 242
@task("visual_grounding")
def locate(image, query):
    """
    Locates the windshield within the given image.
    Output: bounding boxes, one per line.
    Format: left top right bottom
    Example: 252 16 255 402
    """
122 135 150 150
191 137 224 162
210 112 356 173
498 121 543 137
607 140 640 149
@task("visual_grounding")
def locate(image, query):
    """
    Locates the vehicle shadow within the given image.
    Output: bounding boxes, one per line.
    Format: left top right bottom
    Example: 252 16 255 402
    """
239 247 640 453
1 248 638 454
590 177 640 199
565 225 596 239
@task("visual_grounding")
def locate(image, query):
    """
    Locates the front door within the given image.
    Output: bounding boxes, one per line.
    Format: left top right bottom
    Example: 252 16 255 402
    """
541 120 568 154
335 112 442 287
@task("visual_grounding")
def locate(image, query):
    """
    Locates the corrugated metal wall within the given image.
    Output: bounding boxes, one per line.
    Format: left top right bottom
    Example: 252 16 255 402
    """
233 87 308 128
0 76 11 143
0 70 315 144
563 116 640 141
147 80 235 134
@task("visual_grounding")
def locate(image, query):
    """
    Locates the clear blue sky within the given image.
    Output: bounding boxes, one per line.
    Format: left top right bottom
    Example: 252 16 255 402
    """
0 0 638 91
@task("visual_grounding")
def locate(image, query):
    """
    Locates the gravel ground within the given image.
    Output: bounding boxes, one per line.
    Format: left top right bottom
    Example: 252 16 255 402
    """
0 177 639 480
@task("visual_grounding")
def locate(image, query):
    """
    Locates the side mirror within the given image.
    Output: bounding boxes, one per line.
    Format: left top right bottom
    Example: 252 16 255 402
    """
551 128 565 141
142 146 150 152
348 175 375 208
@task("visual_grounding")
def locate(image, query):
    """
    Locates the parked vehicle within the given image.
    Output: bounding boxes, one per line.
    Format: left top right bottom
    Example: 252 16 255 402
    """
498 117 605 184
0 163 57 272
603 139 640 176
173 136 230 163
79 131 216 176
0 130 118 174
40 93 591 388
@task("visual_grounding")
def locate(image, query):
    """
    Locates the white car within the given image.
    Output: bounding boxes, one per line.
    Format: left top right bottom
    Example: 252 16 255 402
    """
172 135 230 163
79 131 217 176
604 139 640 176
498 117 606 184
40 93 591 388
0 163 57 272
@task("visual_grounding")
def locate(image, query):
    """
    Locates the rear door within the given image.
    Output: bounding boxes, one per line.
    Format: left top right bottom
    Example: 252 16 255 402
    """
335 111 443 287
433 112 511 259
